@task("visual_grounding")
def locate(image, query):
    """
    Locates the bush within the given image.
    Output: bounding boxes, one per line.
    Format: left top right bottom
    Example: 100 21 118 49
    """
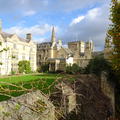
66 65 72 74
37 67 41 73
66 64 81 74
41 64 49 73
18 60 31 74
11 71 16 75
85 56 111 76
72 64 80 74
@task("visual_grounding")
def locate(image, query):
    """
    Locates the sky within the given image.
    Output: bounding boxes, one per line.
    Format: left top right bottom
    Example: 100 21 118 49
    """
0 0 111 51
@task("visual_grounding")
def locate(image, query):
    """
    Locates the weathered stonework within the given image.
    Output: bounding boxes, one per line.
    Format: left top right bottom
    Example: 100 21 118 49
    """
101 72 115 117
37 27 94 71
61 82 76 113
0 90 55 120
0 26 36 75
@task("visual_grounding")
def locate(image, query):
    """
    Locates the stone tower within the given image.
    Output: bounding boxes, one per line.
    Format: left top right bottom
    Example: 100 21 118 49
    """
85 40 93 59
49 27 57 58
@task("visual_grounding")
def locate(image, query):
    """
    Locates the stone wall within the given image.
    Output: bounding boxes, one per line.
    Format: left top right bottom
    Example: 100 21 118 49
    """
0 90 55 120
101 71 115 117
61 82 76 114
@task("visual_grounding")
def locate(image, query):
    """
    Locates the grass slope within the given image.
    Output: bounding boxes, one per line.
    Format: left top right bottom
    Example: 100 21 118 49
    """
0 73 62 101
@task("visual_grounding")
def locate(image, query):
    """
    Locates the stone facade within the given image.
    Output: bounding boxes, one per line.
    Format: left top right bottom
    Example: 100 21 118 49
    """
0 90 55 120
61 82 76 114
37 42 51 67
68 40 93 67
37 27 94 71
0 22 36 75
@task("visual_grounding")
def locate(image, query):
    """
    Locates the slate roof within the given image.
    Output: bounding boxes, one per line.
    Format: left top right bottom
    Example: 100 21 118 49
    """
0 31 31 43
0 32 13 39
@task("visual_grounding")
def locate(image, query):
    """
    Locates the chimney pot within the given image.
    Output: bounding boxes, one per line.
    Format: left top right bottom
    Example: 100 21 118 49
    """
26 33 32 41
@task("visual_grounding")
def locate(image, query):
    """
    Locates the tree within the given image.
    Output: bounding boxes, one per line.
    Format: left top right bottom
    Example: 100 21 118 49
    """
66 64 81 74
107 1 120 118
85 56 111 76
108 0 120 76
18 60 31 74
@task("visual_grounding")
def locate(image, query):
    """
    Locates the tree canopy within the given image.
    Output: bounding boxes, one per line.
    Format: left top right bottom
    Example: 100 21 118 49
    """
108 0 120 76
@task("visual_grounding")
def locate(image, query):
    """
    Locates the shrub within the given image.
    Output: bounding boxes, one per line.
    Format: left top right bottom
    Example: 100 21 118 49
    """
18 60 31 74
41 64 49 73
71 63 80 74
37 67 41 73
66 65 72 74
66 64 80 74
11 71 16 75
85 56 111 76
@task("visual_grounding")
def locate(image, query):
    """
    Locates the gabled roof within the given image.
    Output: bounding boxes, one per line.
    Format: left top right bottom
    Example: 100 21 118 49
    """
0 32 13 39
0 31 32 43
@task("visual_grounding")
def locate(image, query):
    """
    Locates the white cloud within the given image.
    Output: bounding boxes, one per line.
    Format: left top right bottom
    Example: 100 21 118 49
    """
61 3 110 51
5 24 52 37
70 16 85 26
5 24 59 43
70 8 100 26
87 8 100 19
24 10 36 16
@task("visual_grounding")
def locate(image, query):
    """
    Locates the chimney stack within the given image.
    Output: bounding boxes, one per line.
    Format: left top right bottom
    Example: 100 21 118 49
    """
26 33 32 41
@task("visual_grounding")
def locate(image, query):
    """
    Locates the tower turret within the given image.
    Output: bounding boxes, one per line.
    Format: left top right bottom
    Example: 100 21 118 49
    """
51 26 56 44
49 26 57 58
85 40 93 59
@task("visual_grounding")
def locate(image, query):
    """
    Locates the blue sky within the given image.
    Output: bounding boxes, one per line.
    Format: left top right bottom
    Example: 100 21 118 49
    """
0 0 111 51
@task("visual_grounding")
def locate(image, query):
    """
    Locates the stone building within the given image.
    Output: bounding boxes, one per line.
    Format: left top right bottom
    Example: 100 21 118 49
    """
37 27 94 71
37 42 51 67
68 40 93 68
0 21 36 75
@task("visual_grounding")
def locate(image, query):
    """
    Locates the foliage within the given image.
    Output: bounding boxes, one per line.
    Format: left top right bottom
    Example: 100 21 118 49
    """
85 56 111 76
108 0 120 76
65 65 72 74
41 64 49 73
107 0 120 118
18 60 31 74
66 63 83 74
11 71 16 75
0 42 9 53
72 64 80 74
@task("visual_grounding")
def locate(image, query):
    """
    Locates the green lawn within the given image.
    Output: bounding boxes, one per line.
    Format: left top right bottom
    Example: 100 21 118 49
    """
0 73 62 101
0 73 60 83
